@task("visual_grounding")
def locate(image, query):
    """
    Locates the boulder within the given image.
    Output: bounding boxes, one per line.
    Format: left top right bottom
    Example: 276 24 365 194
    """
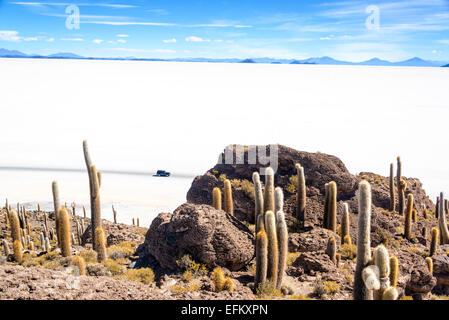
137 203 254 271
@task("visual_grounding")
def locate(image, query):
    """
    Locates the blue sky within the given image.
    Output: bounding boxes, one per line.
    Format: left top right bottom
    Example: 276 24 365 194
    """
0 0 449 61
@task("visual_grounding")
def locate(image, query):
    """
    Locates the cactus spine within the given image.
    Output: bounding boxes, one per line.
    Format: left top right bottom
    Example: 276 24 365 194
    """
212 187 222 211
438 193 449 244
275 210 288 290
223 179 233 215
396 157 404 215
327 236 337 264
263 167 275 214
255 230 268 290
265 210 278 285
354 180 372 300
323 183 329 228
8 210 21 243
389 163 395 212
327 181 337 232
404 193 414 240
295 163 306 228
253 172 264 227
430 227 439 256
274 187 283 215
341 203 350 244
95 226 107 262
13 240 23 263
59 207 72 257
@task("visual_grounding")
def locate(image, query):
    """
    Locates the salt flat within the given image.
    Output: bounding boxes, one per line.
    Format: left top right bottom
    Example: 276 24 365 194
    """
0 58 448 224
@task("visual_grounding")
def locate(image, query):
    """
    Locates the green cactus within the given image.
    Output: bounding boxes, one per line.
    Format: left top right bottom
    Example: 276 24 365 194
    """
274 187 283 215
323 183 329 229
354 180 372 300
263 167 275 214
275 210 288 290
341 203 350 244
52 180 61 247
404 193 414 240
223 179 233 215
95 226 107 262
430 227 439 256
265 210 278 285
389 163 395 212
255 230 268 290
253 172 264 227
327 236 337 264
441 193 449 244
8 210 21 243
59 207 72 257
327 181 337 232
295 163 306 228
212 187 222 211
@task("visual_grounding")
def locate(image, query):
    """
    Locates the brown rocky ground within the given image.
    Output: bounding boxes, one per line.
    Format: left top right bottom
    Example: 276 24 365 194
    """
1 144 449 300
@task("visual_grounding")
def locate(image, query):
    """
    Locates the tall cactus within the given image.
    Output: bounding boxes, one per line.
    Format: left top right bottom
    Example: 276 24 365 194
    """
95 226 107 262
212 187 222 211
8 210 21 243
327 181 337 232
430 227 439 256
59 207 72 257
255 230 268 291
265 210 278 285
439 193 449 244
327 236 337 264
354 180 372 300
263 167 275 214
274 187 283 215
112 205 117 224
89 164 102 250
389 163 395 212
404 193 414 240
396 156 404 215
275 210 288 290
323 183 329 228
341 203 350 244
295 163 306 228
256 214 265 234
52 181 61 247
253 172 264 227
223 179 233 215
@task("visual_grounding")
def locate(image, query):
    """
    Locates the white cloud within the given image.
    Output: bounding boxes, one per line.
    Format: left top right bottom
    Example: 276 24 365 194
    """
185 36 210 42
60 38 84 41
23 37 38 41
46 37 55 42
117 34 129 38
11 2 138 8
437 39 449 45
0 30 21 42
93 39 104 44
163 38 177 43
117 39 127 43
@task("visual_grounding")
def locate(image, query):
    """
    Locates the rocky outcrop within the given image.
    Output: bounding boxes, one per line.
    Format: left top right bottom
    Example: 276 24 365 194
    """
137 203 255 271
81 220 146 247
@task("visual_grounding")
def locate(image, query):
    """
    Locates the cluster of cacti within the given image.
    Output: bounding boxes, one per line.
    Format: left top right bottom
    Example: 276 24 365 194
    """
83 140 102 250
323 181 337 232
295 163 306 228
223 179 233 215
212 187 222 211
211 267 234 292
94 226 107 262
253 167 289 293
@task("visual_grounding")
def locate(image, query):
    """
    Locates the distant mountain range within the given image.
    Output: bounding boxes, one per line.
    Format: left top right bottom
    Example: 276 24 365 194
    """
1 48 448 67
